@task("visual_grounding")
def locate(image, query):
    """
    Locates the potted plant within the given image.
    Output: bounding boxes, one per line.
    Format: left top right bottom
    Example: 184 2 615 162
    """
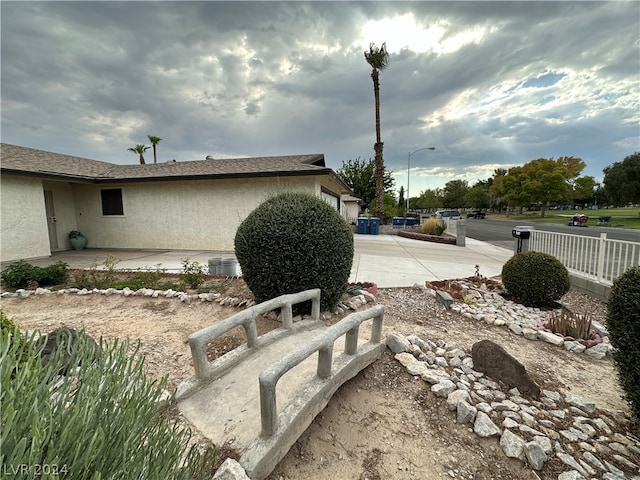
68 230 88 250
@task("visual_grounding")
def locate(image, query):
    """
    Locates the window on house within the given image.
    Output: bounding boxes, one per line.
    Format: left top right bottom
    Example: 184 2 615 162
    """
101 188 124 215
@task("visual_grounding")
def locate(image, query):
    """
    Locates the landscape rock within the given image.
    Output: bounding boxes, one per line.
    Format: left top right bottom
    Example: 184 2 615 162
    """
471 339 540 398
212 458 250 480
524 441 547 470
500 429 526 460
386 333 411 354
474 411 501 437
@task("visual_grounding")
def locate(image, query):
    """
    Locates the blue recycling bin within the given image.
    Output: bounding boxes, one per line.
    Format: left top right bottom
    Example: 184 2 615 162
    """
392 217 403 227
369 217 380 235
357 217 369 234
405 217 416 227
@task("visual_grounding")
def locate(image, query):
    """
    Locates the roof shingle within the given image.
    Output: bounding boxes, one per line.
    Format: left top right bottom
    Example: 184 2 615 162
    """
1 143 331 183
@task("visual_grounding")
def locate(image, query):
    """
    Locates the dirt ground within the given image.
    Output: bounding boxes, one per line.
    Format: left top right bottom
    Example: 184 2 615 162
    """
2 280 636 480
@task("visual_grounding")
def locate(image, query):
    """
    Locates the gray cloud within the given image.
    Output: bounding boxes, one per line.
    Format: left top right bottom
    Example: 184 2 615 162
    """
1 1 638 193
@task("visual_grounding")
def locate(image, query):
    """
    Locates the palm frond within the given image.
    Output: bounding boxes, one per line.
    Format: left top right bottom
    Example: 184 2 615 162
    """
364 42 389 71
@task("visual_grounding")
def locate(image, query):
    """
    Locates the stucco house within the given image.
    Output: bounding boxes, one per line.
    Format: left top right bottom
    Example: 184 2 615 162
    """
0 143 353 263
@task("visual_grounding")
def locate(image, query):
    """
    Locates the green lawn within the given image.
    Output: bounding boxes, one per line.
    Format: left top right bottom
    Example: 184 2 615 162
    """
489 207 640 229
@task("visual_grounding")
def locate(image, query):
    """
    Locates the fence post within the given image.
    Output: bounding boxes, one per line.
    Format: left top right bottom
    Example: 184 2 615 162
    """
596 232 607 283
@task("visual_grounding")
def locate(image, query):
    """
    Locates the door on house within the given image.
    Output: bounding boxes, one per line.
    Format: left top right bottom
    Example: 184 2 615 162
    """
44 190 59 250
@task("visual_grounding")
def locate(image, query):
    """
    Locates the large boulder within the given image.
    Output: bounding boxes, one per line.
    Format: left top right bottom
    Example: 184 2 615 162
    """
471 339 540 398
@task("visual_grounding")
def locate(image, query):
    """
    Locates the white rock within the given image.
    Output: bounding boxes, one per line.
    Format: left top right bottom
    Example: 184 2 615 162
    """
212 458 250 480
524 441 547 470
431 379 457 398
500 429 526 460
537 330 564 346
447 389 471 411
474 411 501 437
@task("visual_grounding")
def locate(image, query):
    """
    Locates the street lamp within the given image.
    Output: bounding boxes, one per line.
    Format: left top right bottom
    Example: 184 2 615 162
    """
407 147 435 211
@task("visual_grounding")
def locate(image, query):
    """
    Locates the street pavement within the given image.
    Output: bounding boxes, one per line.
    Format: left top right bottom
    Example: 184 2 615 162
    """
16 234 515 288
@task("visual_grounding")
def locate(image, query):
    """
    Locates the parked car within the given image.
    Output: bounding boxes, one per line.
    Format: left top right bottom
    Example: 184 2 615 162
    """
466 210 486 219
435 210 461 220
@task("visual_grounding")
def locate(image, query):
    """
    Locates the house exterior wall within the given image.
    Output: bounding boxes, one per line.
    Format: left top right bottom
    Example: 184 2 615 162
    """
42 180 78 251
72 176 321 251
0 175 50 262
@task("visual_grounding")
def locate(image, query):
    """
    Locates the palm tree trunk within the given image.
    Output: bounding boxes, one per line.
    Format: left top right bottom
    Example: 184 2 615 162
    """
153 145 157 164
372 69 384 221
139 155 146 165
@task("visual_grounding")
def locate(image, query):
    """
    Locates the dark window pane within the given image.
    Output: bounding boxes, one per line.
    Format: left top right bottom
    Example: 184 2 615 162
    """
101 189 123 215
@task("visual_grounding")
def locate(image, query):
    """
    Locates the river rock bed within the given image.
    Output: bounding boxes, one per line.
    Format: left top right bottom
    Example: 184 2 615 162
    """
388 332 640 480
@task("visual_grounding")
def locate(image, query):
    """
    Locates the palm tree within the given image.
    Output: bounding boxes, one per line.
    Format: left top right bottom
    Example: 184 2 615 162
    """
364 42 389 221
127 144 150 165
147 135 162 164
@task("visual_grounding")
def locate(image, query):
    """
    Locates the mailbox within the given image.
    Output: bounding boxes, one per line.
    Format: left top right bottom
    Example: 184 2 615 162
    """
512 226 534 254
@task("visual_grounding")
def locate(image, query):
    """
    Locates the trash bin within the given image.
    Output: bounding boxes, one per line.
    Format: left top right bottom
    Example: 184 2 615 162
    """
208 258 222 275
357 217 369 234
405 217 416 227
392 217 403 227
221 257 237 276
512 226 534 254
369 217 380 235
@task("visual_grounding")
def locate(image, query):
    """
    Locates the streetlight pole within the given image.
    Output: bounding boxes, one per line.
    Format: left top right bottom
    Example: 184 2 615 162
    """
407 147 435 211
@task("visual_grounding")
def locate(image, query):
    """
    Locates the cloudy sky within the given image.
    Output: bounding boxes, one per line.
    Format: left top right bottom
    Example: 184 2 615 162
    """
2 1 638 196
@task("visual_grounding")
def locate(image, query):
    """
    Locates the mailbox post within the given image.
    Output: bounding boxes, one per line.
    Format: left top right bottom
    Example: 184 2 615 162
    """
512 226 534 254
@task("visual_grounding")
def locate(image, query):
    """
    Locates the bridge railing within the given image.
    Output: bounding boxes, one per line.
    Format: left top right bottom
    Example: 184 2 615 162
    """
187 289 321 381
529 231 640 285
258 304 384 437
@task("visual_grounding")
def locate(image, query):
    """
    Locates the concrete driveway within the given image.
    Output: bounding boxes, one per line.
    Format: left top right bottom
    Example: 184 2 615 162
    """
9 235 514 288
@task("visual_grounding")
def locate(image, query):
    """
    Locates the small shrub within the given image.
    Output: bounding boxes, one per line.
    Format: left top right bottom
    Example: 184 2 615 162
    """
179 258 206 289
40 261 70 286
108 264 166 290
546 307 592 340
72 255 119 289
421 218 446 236
1 322 217 479
1 260 69 289
235 191 354 311
1 260 39 289
606 265 640 420
501 251 570 307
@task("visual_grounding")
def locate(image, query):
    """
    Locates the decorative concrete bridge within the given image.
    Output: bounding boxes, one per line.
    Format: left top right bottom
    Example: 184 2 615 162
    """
175 289 385 480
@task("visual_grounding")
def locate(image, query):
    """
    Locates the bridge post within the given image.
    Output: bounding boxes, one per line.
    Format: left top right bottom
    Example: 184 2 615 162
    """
259 377 277 437
371 311 383 343
281 304 293 329
317 346 333 378
345 326 359 355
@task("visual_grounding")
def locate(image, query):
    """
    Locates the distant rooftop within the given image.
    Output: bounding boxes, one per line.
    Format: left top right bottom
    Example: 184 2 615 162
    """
0 143 334 184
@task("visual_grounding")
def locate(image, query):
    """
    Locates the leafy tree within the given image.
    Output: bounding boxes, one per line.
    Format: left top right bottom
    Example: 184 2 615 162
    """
521 158 571 217
572 175 596 207
490 168 508 211
464 181 490 209
364 42 389 221
410 188 442 210
603 152 640 206
501 166 531 215
370 192 398 224
147 135 162 164
441 180 469 208
127 144 150 165
336 157 394 209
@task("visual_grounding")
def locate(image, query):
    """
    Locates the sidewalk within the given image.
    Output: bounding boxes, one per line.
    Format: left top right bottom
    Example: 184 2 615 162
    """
12 235 514 288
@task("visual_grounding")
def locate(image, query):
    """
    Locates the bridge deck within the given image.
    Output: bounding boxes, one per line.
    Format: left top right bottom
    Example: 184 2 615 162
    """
177 324 329 451
175 290 385 479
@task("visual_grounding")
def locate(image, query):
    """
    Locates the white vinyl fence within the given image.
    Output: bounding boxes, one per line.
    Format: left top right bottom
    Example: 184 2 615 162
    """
529 231 640 286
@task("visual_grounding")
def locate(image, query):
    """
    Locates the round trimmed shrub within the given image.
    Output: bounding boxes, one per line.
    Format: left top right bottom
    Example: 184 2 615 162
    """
606 265 640 421
501 251 570 307
234 191 354 311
